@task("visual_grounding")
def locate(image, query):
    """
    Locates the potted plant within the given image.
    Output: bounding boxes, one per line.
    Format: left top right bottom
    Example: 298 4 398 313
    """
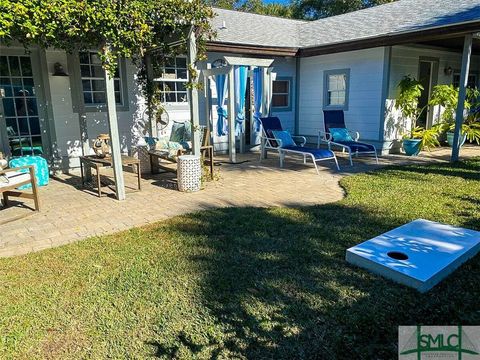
429 85 480 146
395 76 441 156
460 106 480 145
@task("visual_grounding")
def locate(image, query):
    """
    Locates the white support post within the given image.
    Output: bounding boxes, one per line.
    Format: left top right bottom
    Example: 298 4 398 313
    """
203 75 214 147
187 28 201 156
452 34 473 162
267 69 273 117
261 67 269 117
227 67 236 163
104 62 126 201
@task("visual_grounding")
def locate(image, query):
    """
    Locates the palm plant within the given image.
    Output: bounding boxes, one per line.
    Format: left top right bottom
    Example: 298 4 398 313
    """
395 75 424 134
395 75 441 150
463 109 480 144
429 84 480 145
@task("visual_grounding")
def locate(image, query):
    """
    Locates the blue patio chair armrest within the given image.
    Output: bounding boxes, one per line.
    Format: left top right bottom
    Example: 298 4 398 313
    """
291 136 307 147
317 131 333 147
261 135 279 142
318 131 332 141
261 135 281 149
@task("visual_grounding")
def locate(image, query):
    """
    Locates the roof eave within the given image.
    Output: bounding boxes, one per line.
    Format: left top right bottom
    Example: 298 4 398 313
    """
206 41 299 57
299 20 480 57
205 19 480 58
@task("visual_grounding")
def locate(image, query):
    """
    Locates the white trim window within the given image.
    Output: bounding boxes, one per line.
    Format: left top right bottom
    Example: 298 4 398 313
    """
153 57 188 104
79 51 123 106
453 72 477 89
323 69 350 110
272 79 290 109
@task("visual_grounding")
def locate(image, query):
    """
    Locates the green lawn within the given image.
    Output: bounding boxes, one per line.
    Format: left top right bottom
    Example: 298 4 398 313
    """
1 159 480 359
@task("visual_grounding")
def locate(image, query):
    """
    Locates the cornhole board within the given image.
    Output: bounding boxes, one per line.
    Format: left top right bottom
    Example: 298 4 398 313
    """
346 219 480 292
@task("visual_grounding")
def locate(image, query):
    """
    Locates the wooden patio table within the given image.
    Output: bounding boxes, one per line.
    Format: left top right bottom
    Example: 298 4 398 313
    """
79 155 141 198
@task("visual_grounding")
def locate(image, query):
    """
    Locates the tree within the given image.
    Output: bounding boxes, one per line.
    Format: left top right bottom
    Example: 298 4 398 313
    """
206 0 294 18
291 0 396 20
242 0 294 18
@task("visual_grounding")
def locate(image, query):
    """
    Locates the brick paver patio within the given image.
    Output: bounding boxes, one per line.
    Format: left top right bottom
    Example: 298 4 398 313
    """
1 146 478 258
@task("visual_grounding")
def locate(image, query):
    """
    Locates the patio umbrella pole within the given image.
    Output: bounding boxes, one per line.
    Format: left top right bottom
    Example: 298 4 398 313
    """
104 56 126 201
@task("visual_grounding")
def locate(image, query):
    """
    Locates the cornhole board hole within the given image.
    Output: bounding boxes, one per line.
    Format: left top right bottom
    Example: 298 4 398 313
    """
346 219 480 292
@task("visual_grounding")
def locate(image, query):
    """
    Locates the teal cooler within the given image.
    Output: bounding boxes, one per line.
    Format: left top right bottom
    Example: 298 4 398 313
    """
9 156 49 190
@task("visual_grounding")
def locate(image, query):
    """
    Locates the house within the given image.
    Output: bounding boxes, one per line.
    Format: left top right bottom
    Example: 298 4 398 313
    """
1 0 479 171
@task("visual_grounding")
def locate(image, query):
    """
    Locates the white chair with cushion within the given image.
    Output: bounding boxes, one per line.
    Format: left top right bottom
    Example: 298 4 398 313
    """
0 165 40 212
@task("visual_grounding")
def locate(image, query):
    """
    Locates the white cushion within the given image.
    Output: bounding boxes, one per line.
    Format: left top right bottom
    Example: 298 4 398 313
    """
0 159 7 170
0 171 31 189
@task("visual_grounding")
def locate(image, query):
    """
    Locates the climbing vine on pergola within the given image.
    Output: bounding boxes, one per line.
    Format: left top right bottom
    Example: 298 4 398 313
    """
0 0 214 74
0 0 214 200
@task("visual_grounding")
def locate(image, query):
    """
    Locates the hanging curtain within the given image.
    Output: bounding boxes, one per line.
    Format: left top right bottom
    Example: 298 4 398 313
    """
253 67 263 133
215 74 228 136
234 66 249 136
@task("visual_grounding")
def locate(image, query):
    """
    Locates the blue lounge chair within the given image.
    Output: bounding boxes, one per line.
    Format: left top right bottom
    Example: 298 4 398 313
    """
260 117 339 174
319 110 378 166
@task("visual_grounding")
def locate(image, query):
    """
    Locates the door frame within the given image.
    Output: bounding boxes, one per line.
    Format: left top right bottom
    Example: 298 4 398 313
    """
0 46 51 159
418 56 439 129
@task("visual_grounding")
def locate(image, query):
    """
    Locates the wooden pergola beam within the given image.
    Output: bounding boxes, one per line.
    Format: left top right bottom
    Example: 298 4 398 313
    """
201 67 230 78
187 28 201 156
104 59 126 201
224 56 274 67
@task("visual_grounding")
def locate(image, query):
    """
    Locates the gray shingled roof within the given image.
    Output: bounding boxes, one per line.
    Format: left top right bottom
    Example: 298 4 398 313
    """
211 8 306 47
299 0 480 48
211 0 480 49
